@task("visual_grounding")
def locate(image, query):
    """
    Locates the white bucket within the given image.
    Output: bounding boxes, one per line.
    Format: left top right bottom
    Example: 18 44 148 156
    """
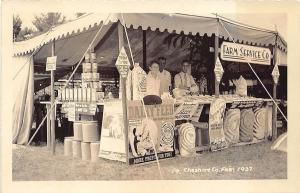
73 121 83 141
64 137 73 156
81 142 91 161
82 121 99 142
90 141 100 162
72 140 81 158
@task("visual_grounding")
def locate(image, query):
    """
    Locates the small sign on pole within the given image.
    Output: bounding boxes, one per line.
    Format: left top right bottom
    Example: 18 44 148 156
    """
272 64 280 84
115 47 130 78
214 57 224 82
46 56 57 71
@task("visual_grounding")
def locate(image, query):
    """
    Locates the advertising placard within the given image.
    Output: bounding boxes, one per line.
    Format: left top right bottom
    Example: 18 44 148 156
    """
209 99 227 151
99 100 127 162
127 100 175 165
221 42 271 65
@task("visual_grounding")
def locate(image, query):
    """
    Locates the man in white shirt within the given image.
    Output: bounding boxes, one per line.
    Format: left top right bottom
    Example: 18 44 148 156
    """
174 60 199 92
158 57 171 95
146 61 161 96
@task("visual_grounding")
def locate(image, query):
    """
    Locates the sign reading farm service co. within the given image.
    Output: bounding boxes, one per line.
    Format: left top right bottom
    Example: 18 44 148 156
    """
220 42 271 65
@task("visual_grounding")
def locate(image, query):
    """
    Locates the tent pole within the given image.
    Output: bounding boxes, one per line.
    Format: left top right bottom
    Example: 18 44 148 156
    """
51 40 56 155
214 34 220 97
118 22 129 165
272 34 278 140
143 30 147 71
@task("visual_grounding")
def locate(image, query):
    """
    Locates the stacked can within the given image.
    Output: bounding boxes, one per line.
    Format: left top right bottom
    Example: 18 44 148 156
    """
82 52 103 102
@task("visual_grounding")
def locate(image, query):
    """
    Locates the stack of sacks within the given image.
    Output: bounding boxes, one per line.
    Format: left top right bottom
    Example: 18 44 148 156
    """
178 123 196 157
223 109 240 144
240 109 255 142
253 108 266 140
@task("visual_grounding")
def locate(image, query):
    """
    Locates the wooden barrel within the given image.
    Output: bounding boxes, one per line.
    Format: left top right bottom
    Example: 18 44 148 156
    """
253 108 266 140
81 142 91 161
240 109 255 142
73 121 83 141
64 137 73 156
178 123 196 157
92 63 98 73
72 140 81 158
224 109 240 144
82 62 92 73
90 141 100 162
82 121 99 142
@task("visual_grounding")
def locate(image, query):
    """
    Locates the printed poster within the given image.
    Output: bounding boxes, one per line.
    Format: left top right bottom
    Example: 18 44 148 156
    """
209 98 228 151
99 100 126 162
127 99 175 165
174 101 199 120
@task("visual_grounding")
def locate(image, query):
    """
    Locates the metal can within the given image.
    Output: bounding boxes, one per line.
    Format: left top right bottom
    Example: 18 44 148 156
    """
90 53 96 62
92 73 99 81
82 73 92 81
92 63 98 73
82 63 92 73
84 53 90 63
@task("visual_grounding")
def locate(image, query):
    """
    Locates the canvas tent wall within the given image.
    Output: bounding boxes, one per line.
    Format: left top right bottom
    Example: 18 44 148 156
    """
12 13 287 145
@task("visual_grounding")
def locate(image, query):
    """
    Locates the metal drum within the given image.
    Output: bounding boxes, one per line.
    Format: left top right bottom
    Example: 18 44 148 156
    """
81 142 91 161
73 121 83 141
82 121 99 142
90 53 96 62
92 73 100 81
84 53 90 62
82 62 92 73
90 141 100 162
92 63 98 73
72 140 81 158
64 137 73 156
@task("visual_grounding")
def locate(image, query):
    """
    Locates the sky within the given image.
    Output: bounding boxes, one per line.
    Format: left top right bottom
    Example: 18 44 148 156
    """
15 12 287 40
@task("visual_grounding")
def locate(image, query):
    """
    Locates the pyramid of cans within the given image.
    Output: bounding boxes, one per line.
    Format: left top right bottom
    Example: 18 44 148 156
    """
63 52 101 162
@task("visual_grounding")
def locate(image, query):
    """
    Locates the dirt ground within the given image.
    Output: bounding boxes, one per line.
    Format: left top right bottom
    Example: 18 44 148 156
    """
12 141 286 180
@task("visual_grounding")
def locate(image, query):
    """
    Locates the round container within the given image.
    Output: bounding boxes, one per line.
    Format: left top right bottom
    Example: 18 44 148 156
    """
178 123 196 157
240 109 255 142
90 141 100 162
73 121 83 141
64 137 73 156
81 142 91 161
82 62 92 73
92 63 98 73
82 121 99 142
72 140 81 158
224 109 240 144
84 53 90 62
90 53 96 62
92 73 100 81
82 73 92 81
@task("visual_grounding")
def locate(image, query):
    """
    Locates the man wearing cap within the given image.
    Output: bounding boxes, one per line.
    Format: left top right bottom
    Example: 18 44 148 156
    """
158 57 171 95
174 60 199 92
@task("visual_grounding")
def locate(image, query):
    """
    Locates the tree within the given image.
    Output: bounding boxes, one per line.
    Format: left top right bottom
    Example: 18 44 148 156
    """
32 13 66 32
13 15 22 41
16 27 35 41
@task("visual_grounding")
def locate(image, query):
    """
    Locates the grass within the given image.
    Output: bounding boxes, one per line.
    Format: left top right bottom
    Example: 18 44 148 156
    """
12 141 286 180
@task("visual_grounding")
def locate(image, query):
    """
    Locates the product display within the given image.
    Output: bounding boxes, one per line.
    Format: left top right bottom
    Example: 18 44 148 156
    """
253 108 266 140
240 109 255 142
178 123 196 157
224 109 240 144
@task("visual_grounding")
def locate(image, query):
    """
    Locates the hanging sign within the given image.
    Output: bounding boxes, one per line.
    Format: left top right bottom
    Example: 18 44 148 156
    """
272 64 280 84
115 47 130 78
174 101 199 120
214 57 224 82
209 99 227 151
46 56 57 71
75 102 97 115
127 100 175 165
221 42 271 65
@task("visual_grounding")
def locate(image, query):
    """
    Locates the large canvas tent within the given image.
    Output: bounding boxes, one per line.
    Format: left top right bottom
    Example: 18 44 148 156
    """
12 13 287 145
